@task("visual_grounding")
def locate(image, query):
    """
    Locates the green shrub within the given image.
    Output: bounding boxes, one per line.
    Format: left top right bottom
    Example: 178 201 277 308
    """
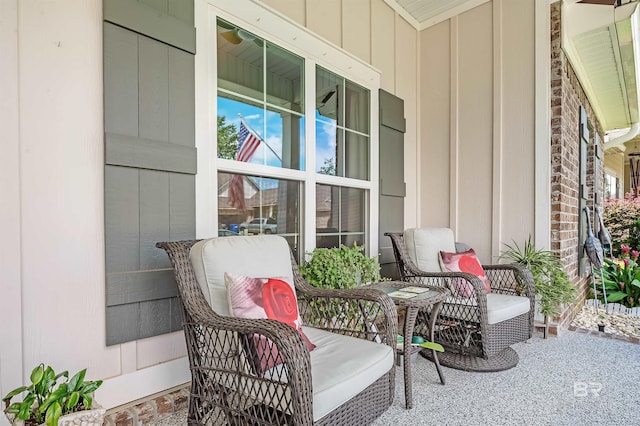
299 243 383 289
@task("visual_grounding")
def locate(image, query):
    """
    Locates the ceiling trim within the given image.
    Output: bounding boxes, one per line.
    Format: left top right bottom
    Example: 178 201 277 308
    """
382 0 420 29
383 0 491 30
417 0 491 30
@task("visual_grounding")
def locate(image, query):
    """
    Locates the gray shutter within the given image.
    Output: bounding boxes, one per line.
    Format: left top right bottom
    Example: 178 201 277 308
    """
378 90 406 279
103 0 196 345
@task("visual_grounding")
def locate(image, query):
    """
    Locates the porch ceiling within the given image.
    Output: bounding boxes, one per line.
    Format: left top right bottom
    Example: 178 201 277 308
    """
563 0 640 139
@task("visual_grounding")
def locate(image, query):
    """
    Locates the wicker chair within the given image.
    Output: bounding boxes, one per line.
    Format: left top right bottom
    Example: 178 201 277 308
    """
157 235 397 425
385 229 535 372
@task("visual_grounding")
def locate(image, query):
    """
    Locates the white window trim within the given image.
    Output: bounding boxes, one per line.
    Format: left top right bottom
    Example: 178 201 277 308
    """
195 0 381 257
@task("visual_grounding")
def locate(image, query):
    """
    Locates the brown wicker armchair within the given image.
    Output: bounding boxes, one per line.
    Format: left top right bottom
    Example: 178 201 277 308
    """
157 235 397 425
385 229 535 372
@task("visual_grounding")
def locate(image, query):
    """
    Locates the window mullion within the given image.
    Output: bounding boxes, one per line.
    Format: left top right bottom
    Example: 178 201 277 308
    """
304 59 317 257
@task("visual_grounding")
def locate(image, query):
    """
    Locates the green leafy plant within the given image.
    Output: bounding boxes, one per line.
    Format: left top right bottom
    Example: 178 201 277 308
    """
2 364 103 426
299 243 384 289
598 245 640 308
500 236 576 322
299 243 386 327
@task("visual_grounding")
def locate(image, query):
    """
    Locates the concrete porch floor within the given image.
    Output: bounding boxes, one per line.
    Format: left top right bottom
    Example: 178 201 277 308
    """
148 330 638 426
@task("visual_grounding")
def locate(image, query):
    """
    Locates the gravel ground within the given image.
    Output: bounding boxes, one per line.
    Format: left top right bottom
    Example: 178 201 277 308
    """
571 304 640 338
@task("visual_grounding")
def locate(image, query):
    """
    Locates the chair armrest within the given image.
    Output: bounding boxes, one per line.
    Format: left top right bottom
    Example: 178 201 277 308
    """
184 311 315 425
293 279 398 348
483 264 536 300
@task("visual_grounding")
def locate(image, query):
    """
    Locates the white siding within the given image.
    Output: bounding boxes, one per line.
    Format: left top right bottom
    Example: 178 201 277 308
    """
0 0 23 402
419 0 536 262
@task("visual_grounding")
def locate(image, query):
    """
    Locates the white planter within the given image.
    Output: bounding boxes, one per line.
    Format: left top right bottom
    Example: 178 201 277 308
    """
7 407 105 426
58 408 106 426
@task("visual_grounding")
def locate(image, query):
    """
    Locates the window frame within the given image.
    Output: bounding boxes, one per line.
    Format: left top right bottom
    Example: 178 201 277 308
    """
195 1 380 259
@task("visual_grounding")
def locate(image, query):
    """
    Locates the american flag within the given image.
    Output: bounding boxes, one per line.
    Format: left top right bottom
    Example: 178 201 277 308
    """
228 120 262 210
236 121 262 162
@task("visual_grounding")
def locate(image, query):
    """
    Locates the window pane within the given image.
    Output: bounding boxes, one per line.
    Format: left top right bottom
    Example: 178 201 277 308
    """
316 184 366 248
266 43 304 114
344 131 369 180
218 172 301 257
345 80 369 134
315 66 369 181
315 119 338 175
217 18 263 102
316 66 342 127
217 96 304 170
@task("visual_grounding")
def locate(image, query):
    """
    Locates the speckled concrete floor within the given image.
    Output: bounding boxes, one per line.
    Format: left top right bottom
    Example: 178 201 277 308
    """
151 331 639 426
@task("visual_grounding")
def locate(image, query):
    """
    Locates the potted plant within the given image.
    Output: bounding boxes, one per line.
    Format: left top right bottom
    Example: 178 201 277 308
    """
299 243 386 327
500 236 576 338
299 243 384 289
2 364 104 426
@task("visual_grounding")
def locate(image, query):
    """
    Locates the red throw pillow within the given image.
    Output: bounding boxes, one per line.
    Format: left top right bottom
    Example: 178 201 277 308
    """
225 273 315 374
439 249 491 297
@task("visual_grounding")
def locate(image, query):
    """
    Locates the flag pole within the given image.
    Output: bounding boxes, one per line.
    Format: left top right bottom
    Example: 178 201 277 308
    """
238 114 282 162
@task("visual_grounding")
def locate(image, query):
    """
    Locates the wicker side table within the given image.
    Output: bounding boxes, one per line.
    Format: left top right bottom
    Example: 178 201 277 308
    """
367 281 449 409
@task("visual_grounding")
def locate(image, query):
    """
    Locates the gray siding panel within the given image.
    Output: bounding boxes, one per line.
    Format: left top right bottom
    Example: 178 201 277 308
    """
107 269 177 306
105 132 197 174
104 23 138 136
105 165 140 273
380 90 406 132
378 89 405 280
106 304 140 345
140 170 170 270
170 174 196 240
379 125 406 197
104 0 196 53
140 299 172 339
139 37 170 143
170 297 184 332
169 48 195 147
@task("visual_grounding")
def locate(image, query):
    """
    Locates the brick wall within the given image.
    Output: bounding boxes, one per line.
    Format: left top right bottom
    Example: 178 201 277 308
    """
550 3 604 329
103 385 189 426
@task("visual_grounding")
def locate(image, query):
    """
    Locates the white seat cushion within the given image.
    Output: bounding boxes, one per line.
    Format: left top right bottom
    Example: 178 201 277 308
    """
441 293 530 325
264 326 395 422
404 228 456 272
189 235 293 315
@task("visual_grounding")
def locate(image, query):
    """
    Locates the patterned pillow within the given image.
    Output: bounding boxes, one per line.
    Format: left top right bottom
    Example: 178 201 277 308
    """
439 249 491 297
224 273 315 373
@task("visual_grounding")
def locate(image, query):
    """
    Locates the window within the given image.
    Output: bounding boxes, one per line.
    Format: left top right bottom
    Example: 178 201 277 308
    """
605 172 620 199
212 12 378 258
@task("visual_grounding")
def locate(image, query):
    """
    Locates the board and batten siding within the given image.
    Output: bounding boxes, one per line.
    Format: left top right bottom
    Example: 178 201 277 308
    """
419 0 536 263
103 0 196 345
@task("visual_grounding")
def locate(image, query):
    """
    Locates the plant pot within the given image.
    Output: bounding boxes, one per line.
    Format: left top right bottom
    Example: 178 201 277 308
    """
6 406 105 426
598 324 606 333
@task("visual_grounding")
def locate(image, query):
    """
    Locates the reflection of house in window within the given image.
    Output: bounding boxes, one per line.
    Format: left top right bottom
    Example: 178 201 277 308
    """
218 173 275 226
217 173 299 254
315 184 365 249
